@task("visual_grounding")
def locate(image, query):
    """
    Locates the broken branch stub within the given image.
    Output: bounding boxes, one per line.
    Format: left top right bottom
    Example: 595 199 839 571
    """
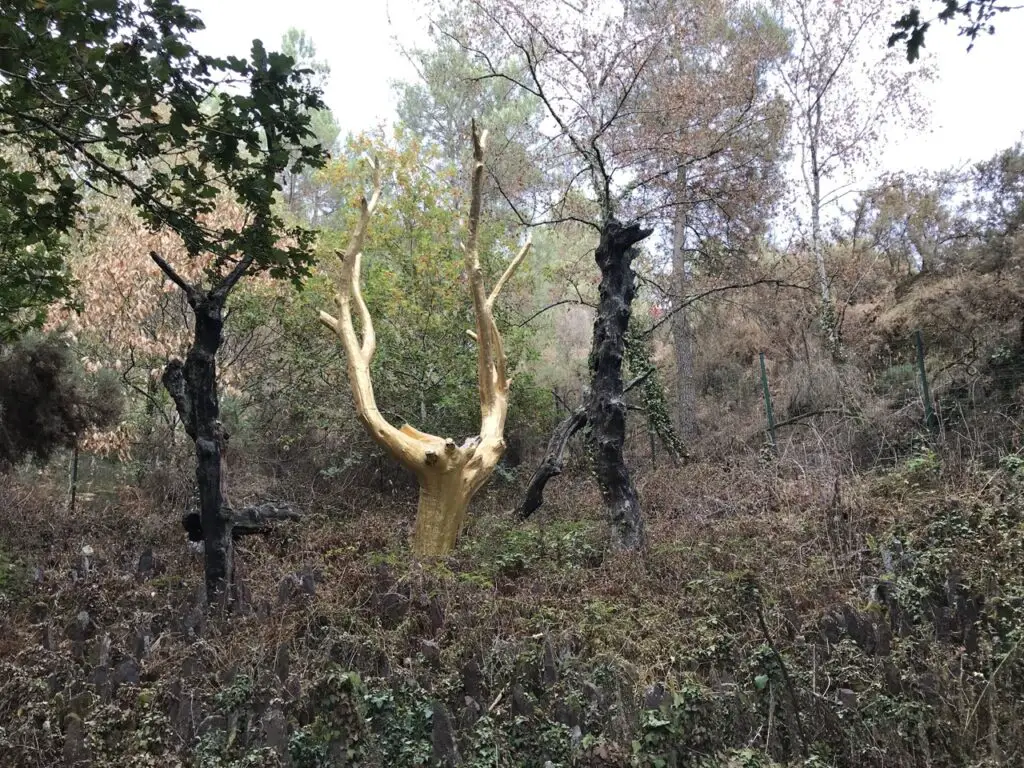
319 122 530 556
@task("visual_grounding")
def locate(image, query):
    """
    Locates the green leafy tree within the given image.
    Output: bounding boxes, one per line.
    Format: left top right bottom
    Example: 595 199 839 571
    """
395 33 542 196
0 144 77 340
847 170 969 274
0 0 327 605
280 28 342 223
0 235 72 342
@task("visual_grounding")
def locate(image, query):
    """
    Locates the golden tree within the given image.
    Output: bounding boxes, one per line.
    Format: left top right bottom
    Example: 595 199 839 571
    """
319 123 530 556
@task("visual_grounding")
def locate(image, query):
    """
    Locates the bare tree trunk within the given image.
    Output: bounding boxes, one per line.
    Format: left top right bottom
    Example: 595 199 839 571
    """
319 124 530 557
671 176 699 441
590 219 651 550
162 295 233 608
517 405 587 520
809 93 829 307
809 101 840 358
411 472 474 556
67 436 79 513
811 173 828 305
673 308 699 435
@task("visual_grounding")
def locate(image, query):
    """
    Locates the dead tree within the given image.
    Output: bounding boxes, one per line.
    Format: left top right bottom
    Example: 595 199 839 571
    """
518 367 653 521
158 261 304 603
587 220 653 548
319 122 530 556
158 290 237 599
511 221 652 547
442 0 676 548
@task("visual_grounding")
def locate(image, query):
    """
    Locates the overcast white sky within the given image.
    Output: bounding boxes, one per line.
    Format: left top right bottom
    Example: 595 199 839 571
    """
188 0 425 135
186 0 1024 179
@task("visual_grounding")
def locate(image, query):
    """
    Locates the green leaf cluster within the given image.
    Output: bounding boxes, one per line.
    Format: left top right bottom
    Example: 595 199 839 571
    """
0 0 329 334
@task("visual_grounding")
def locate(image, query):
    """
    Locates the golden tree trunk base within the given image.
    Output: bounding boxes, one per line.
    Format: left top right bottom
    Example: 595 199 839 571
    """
411 472 472 557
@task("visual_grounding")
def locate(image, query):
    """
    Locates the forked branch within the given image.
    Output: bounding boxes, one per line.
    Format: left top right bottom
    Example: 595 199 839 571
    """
318 158 427 470
318 124 531 539
465 119 532 440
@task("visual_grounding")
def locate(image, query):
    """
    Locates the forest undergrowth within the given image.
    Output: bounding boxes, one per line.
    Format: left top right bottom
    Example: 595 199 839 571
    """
4 0 1024 765
2 438 1022 767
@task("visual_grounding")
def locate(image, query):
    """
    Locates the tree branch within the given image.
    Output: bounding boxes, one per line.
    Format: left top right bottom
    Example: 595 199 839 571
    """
230 501 301 536
644 278 812 336
150 251 198 307
161 358 196 441
516 404 587 520
516 368 650 520
772 408 851 431
515 299 589 328
487 236 532 307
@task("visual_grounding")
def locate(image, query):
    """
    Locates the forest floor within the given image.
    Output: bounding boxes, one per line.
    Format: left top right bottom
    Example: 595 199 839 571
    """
1 449 1022 767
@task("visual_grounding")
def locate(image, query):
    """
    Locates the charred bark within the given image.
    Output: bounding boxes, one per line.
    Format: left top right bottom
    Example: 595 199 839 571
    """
509 219 656 540
231 501 300 534
589 219 652 549
516 369 653 520
184 501 300 541
161 293 233 607
517 404 587 520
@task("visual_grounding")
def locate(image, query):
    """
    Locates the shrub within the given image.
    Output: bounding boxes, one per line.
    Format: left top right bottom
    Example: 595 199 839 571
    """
0 333 121 468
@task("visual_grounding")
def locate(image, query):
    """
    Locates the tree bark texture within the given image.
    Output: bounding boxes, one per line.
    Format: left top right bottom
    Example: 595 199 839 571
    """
231 501 300 535
670 180 699 441
517 368 652 520
162 294 233 608
589 219 652 550
411 470 474 557
516 405 587 520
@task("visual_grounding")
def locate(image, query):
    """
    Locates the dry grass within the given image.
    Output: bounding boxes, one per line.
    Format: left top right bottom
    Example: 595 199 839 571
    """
3 438 1022 766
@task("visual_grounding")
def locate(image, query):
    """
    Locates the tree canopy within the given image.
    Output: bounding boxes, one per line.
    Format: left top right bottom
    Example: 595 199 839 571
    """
0 0 327 338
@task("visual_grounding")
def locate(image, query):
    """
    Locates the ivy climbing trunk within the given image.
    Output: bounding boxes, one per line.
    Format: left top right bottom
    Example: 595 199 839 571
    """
589 219 652 550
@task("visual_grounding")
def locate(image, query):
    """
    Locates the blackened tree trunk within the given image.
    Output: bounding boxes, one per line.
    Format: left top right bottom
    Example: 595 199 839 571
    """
516 221 653 544
517 404 587 520
161 290 233 607
589 219 652 549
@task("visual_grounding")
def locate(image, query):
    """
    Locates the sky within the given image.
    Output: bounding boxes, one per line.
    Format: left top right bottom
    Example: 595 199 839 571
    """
188 0 426 136
185 0 1024 179
881 10 1024 174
